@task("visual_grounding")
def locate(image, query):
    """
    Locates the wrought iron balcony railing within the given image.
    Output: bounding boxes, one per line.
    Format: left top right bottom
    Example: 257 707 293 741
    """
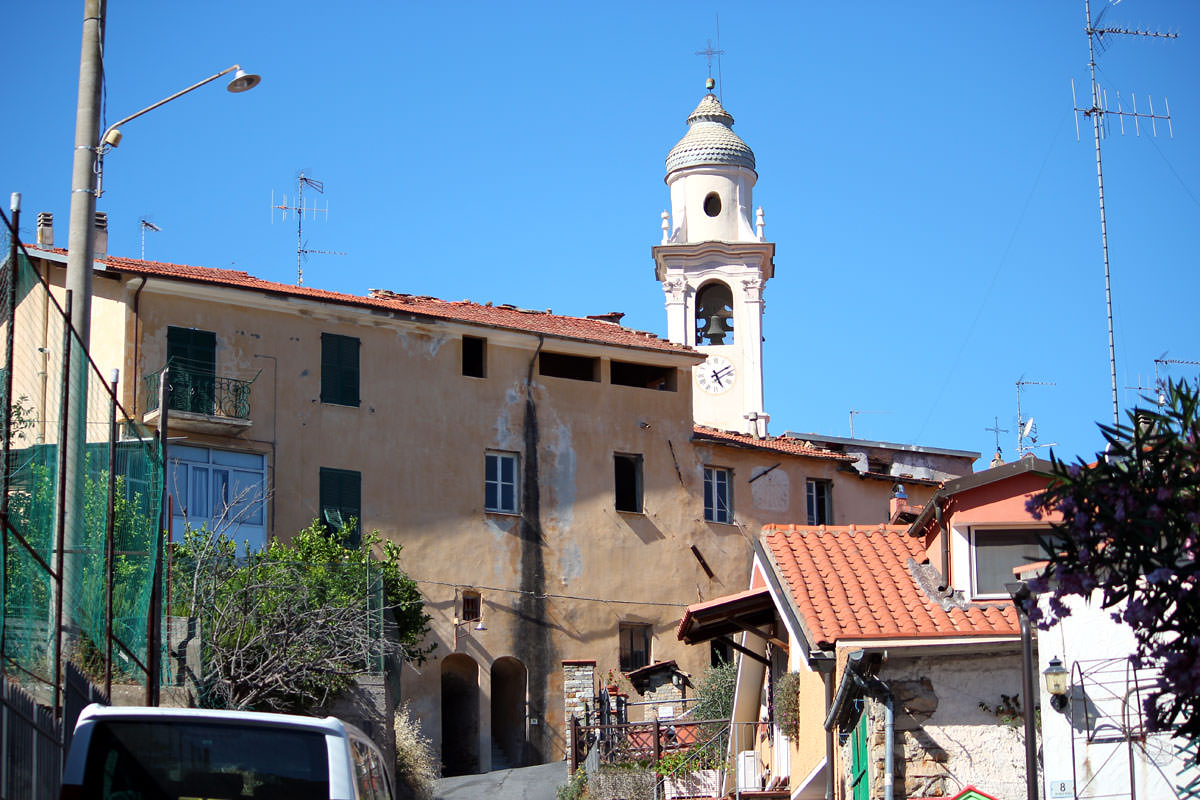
144 364 255 420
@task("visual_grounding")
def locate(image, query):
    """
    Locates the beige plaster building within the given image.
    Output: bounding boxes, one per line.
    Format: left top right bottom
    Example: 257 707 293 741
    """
17 87 979 773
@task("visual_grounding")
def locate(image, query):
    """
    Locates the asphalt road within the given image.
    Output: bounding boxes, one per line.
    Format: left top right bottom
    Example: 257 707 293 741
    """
434 762 567 800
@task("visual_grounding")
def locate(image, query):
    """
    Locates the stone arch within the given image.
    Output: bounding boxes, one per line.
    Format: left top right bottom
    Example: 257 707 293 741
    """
441 654 480 776
490 657 528 769
695 281 734 345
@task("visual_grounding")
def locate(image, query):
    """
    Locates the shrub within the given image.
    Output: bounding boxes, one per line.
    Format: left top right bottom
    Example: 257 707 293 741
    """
556 766 588 800
394 703 438 800
774 671 801 739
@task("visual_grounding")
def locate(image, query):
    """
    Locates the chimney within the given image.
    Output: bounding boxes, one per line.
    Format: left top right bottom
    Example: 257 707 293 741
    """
93 212 108 259
36 212 54 248
889 483 909 520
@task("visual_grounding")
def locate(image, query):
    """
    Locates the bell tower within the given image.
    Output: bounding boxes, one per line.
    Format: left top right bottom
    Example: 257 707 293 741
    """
653 81 775 436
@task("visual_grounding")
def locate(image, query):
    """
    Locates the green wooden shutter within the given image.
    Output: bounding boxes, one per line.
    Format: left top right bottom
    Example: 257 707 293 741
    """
321 333 360 406
320 467 361 546
850 711 869 800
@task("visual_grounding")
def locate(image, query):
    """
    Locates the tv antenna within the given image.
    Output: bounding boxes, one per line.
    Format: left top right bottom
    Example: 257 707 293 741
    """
271 171 345 285
848 409 891 439
694 15 725 100
1016 378 1057 457
1152 355 1200 401
1073 0 1178 429
139 218 161 260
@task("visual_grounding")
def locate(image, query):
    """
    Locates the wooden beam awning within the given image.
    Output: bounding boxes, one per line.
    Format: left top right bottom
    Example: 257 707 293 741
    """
676 586 776 646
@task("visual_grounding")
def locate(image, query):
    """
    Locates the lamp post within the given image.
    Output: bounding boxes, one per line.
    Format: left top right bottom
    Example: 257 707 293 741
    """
60 0 259 705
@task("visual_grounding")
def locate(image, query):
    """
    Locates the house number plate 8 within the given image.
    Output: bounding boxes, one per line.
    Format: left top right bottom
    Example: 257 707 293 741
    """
1049 779 1074 798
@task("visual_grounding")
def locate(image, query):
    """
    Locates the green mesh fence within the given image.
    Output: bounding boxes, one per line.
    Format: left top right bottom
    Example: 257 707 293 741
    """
2 215 165 695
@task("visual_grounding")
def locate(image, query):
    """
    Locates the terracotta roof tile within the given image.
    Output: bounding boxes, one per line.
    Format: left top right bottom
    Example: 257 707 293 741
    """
763 524 1019 647
30 247 695 356
691 426 855 461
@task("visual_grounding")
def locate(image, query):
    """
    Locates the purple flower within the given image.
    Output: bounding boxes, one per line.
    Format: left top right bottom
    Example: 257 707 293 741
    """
1156 487 1173 502
1146 567 1174 584
1027 576 1050 594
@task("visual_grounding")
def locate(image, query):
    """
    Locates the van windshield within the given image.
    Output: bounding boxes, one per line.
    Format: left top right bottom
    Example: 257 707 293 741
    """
82 718 330 800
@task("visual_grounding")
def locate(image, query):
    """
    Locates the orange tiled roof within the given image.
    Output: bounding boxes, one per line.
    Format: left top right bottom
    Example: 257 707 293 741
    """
692 426 855 462
763 524 1018 647
30 247 695 356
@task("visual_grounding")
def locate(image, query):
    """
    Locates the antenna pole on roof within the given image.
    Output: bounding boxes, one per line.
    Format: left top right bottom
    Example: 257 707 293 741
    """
1015 378 1056 457
139 218 161 260
270 171 344 285
1075 0 1177 428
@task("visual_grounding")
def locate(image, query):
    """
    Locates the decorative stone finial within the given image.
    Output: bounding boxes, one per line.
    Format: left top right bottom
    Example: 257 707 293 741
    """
705 77 715 91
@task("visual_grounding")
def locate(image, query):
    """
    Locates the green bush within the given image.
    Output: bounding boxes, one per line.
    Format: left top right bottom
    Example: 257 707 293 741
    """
556 766 587 800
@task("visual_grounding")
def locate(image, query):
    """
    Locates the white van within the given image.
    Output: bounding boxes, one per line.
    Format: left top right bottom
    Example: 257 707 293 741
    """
60 704 394 800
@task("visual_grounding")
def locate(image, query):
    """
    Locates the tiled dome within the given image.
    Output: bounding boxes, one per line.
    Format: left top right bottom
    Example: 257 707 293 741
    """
665 94 756 175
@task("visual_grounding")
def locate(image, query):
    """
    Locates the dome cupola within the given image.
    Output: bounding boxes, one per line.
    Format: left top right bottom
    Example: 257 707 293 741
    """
665 92 756 177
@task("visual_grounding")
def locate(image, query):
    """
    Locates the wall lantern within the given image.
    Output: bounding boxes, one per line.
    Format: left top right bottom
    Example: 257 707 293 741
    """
1043 656 1070 712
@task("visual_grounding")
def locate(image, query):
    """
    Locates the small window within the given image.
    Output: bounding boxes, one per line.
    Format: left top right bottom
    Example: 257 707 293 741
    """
704 467 732 523
614 453 643 513
461 591 482 622
703 192 722 217
710 639 733 667
321 333 360 407
539 352 599 382
972 528 1057 596
320 467 362 545
806 479 832 525
695 283 734 345
485 452 519 514
619 623 651 672
462 336 486 378
610 360 677 391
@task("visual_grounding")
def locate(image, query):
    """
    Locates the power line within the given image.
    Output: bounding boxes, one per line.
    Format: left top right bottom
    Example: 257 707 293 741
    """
412 577 689 608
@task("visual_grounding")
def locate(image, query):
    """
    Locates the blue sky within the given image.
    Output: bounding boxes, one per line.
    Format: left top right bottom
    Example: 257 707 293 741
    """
3 1 1198 464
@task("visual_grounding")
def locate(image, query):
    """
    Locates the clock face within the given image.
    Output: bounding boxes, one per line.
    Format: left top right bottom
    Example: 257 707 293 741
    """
696 355 737 395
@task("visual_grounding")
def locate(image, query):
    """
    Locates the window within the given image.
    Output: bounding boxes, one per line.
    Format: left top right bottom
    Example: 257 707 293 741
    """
485 452 519 514
166 326 217 414
462 336 486 378
619 623 651 672
610 360 677 391
806 479 832 525
695 282 734 345
614 453 643 513
321 333 360 406
461 591 482 622
710 639 733 667
704 467 732 523
167 445 267 550
972 528 1055 596
539 352 599 382
320 467 361 545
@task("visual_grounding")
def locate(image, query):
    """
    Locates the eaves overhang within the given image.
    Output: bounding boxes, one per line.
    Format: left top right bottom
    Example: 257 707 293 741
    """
906 455 1057 539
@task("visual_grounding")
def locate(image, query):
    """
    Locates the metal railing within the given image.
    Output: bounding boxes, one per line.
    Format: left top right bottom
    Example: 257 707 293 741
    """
144 364 255 420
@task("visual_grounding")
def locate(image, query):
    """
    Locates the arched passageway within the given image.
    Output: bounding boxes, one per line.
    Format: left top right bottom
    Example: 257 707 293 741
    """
491 657 528 769
441 654 480 776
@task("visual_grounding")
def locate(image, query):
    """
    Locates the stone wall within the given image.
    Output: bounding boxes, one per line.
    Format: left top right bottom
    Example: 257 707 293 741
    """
563 660 595 761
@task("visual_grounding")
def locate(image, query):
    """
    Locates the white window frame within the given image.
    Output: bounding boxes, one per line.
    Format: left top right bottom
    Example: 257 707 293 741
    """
967 525 1055 599
485 451 519 514
167 445 268 550
704 466 733 523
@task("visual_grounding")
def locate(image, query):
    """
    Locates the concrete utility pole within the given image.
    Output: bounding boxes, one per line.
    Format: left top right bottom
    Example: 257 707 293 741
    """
58 0 107 663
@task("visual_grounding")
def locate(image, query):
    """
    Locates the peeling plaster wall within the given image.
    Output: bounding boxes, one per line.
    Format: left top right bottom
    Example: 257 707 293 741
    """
836 653 1027 800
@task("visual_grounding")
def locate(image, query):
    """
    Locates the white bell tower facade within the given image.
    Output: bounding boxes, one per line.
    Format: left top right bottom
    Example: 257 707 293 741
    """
653 86 775 436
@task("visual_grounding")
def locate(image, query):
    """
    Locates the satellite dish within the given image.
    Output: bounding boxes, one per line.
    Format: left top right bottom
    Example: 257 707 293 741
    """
1022 418 1036 439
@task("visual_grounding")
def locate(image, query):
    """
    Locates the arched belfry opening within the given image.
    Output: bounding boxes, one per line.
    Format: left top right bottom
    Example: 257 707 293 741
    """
695 282 734 345
490 657 528 769
441 654 480 776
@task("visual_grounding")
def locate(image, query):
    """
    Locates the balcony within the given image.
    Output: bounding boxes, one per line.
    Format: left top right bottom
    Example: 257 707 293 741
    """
143 365 256 436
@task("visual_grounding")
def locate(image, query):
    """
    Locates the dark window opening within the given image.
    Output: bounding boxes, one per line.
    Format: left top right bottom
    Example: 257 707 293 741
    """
462 336 486 378
710 639 733 667
166 326 217 415
703 192 722 217
619 623 651 672
614 453 643 513
806 479 832 526
321 333 360 407
610 361 677 391
462 591 482 622
320 467 361 546
695 283 734 345
539 352 599 382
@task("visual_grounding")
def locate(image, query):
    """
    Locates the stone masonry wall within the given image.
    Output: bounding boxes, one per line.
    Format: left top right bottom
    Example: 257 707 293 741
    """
563 660 596 762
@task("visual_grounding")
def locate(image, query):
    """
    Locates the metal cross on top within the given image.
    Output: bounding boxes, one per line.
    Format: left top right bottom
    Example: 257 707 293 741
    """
694 38 725 80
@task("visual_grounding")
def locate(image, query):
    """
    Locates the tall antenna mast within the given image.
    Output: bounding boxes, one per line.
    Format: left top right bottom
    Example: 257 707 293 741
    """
1075 0 1178 428
848 409 890 439
139 218 161 260
271 171 345 285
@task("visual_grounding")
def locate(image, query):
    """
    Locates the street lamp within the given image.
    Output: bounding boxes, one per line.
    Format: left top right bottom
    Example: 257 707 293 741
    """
95 65 261 196
1043 656 1070 712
